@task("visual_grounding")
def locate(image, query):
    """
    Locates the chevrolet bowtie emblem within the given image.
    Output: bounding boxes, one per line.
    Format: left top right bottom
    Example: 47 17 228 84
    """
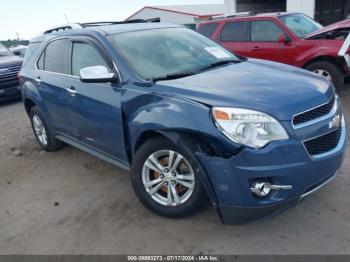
329 115 341 129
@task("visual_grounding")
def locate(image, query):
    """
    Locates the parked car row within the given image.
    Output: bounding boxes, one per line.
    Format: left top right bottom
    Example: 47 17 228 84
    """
198 12 350 89
0 43 23 102
19 19 347 224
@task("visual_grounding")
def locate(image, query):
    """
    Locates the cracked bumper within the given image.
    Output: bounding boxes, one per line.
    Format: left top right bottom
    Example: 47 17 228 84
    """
196 123 347 224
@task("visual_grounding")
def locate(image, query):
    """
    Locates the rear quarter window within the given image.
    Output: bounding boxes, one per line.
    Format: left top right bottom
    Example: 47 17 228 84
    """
220 21 249 42
22 43 40 66
198 23 219 38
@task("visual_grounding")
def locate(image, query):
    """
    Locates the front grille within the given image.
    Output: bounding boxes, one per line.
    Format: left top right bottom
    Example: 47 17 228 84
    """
0 64 21 90
293 96 335 126
0 75 19 90
304 129 341 156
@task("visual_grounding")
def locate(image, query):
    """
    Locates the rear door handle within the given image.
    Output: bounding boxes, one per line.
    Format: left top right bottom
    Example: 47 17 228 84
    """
35 77 42 85
66 86 77 96
252 46 262 51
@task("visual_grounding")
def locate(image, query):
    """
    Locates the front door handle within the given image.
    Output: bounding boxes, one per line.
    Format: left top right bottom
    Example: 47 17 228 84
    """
66 86 77 96
252 46 261 51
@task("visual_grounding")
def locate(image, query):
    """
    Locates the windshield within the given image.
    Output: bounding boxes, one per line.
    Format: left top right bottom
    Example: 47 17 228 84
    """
0 43 13 57
279 14 323 38
108 27 239 81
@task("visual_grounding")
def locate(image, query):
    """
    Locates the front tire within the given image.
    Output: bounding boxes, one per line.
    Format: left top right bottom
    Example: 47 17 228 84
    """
306 61 344 89
29 106 63 152
131 137 207 218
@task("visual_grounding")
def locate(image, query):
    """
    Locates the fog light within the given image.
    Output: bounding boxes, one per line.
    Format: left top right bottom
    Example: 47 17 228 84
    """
251 182 271 197
251 182 293 198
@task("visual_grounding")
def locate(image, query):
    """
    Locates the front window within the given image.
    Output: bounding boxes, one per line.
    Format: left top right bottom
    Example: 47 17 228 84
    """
0 43 13 57
108 27 239 81
251 21 285 42
279 14 323 38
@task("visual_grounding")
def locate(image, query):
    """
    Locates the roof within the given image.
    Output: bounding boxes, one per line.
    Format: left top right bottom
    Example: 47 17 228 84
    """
30 23 182 42
126 4 225 20
200 12 295 24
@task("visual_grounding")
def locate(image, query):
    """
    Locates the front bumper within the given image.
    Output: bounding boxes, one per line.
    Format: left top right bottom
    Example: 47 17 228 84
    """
197 115 347 224
0 85 21 102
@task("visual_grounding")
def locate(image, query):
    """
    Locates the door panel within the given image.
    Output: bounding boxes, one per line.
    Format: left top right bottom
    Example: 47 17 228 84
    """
218 21 249 56
66 79 127 161
37 72 71 133
66 38 128 162
36 38 72 134
245 20 296 65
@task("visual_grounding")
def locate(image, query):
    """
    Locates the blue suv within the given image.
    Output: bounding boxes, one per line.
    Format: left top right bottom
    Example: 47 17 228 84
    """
19 22 347 224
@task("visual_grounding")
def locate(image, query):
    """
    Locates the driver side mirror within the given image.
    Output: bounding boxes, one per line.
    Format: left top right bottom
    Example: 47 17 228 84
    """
278 34 292 44
80 65 119 83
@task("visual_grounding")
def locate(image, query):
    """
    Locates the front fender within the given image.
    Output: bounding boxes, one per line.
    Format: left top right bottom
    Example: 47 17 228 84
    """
122 87 242 222
296 40 343 67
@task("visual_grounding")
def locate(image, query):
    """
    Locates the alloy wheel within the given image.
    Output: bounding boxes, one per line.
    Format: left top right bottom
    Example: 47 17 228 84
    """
142 150 195 207
313 69 332 82
32 115 48 146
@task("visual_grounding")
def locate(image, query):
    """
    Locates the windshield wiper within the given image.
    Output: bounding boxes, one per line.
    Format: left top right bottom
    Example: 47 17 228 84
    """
152 59 241 82
195 59 240 72
152 71 196 82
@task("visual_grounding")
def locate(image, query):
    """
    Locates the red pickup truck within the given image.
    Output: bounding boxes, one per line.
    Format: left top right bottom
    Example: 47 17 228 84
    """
198 13 350 89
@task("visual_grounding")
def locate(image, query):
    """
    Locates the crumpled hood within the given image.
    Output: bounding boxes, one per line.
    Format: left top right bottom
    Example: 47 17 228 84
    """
0 55 23 68
156 59 334 121
306 19 350 39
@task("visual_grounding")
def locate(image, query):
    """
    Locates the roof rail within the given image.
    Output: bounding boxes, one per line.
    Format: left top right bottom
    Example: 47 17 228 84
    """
44 24 83 35
81 18 160 27
43 18 160 35
210 11 258 20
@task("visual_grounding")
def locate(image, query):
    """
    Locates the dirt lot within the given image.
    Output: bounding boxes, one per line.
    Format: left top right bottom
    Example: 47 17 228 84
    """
0 87 349 255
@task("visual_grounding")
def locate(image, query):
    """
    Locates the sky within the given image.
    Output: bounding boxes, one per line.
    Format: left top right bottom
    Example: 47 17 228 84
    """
0 0 223 40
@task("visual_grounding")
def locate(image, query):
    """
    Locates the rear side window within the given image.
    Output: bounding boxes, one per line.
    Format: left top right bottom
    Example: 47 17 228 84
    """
220 21 249 42
251 21 285 42
71 42 112 76
40 39 69 74
198 23 219 38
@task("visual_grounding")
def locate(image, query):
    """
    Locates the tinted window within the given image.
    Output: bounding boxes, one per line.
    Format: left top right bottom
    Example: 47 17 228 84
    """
23 43 40 65
198 23 219 38
251 21 284 42
71 42 112 76
44 39 68 73
220 22 248 42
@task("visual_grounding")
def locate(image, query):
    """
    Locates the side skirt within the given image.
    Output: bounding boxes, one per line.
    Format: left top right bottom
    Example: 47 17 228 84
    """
55 134 131 172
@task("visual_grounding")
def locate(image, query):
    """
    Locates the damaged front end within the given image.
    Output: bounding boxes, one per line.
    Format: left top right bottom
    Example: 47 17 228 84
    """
306 21 350 69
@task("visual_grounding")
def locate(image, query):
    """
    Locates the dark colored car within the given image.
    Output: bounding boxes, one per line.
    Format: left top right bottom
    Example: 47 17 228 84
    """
0 43 22 102
19 22 347 224
198 13 350 89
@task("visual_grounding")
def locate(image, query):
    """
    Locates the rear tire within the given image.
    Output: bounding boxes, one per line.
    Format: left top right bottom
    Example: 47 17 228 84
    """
306 61 344 89
131 137 208 218
29 106 64 152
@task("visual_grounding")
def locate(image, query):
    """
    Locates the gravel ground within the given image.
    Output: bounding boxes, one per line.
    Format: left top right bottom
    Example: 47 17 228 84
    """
0 87 349 255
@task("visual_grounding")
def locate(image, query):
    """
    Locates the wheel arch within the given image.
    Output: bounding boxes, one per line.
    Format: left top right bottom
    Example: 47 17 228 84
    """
130 128 242 221
24 98 37 115
303 55 347 73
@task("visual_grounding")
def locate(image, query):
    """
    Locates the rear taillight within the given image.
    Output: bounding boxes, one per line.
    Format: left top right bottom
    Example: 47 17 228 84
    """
17 72 23 84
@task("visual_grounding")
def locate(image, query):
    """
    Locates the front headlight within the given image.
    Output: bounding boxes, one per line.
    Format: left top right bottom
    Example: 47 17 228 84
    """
212 107 289 149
